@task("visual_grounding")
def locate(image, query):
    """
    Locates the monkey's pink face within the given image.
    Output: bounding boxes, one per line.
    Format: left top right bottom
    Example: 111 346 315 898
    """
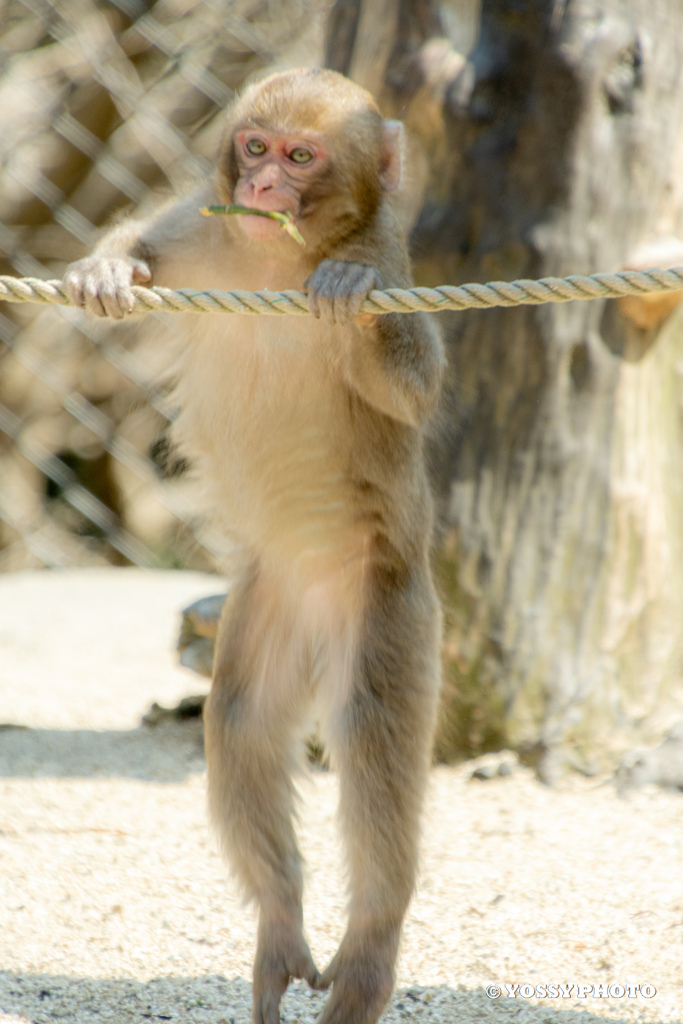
232 129 327 242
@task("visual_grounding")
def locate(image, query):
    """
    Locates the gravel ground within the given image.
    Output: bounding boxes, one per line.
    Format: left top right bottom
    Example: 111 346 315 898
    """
0 569 682 1024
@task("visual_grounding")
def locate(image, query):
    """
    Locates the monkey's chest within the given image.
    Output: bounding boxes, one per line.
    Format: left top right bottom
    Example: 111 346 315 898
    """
176 324 357 557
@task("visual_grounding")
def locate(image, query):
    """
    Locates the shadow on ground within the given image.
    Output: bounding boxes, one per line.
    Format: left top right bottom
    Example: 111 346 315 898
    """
0 720 205 782
0 971 648 1024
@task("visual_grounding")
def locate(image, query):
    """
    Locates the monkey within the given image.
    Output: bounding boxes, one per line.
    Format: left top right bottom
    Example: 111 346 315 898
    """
64 67 445 1024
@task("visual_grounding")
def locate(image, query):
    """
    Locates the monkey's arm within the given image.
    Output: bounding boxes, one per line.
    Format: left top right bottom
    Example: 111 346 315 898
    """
64 186 221 319
352 302 444 427
307 258 445 428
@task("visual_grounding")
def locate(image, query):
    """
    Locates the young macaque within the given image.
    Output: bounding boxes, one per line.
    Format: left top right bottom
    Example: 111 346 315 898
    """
65 67 445 1024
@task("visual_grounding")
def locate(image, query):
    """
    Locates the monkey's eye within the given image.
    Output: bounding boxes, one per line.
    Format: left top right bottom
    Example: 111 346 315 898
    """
245 138 267 156
289 147 314 164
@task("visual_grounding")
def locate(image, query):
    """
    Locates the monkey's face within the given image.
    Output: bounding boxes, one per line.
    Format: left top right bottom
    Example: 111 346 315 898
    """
220 69 399 253
231 128 329 243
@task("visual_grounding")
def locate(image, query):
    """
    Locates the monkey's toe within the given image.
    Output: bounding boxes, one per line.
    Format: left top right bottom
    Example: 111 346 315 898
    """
252 925 323 1022
251 987 284 1024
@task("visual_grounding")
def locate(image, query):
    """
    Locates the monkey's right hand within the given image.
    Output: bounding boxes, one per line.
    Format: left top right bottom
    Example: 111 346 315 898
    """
64 256 152 320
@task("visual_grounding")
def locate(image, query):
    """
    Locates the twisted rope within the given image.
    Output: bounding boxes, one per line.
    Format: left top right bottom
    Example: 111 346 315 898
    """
1 266 682 316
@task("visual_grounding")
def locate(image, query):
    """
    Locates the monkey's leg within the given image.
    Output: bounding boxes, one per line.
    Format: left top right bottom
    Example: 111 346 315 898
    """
203 567 321 1024
319 566 442 1024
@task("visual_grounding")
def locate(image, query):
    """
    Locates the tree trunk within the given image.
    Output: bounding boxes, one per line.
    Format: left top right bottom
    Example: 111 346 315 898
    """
327 0 683 778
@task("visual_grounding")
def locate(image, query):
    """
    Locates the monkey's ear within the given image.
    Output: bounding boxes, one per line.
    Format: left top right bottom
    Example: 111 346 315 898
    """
379 120 403 192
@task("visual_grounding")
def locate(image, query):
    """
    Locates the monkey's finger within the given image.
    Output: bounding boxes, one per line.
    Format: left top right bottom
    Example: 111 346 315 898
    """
131 259 152 283
114 262 147 316
320 267 353 324
98 276 133 318
63 274 85 310
306 262 346 322
346 266 382 320
316 296 339 325
306 284 337 323
98 262 144 317
102 293 132 319
331 285 368 324
329 296 351 325
98 284 133 319
302 272 318 318
63 261 110 316
333 263 381 324
343 274 377 320
81 280 110 319
331 285 365 325
345 291 367 321
78 264 125 318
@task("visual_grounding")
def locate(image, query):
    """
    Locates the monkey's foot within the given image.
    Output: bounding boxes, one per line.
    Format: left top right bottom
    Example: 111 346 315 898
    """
252 923 323 1024
316 938 395 1024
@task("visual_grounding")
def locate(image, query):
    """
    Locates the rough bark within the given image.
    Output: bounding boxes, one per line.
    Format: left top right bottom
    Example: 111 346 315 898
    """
328 0 683 777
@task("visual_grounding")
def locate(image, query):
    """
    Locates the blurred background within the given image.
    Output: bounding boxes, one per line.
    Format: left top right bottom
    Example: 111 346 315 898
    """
2 0 683 780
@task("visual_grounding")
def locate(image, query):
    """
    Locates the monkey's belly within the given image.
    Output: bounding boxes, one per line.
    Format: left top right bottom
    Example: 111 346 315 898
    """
175 326 362 565
217 442 357 559
203 446 362 574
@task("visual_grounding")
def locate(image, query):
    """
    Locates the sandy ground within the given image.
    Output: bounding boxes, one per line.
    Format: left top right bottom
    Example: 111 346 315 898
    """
0 568 682 1024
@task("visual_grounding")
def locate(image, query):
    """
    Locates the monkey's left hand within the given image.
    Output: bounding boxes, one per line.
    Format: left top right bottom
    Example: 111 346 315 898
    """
305 260 381 326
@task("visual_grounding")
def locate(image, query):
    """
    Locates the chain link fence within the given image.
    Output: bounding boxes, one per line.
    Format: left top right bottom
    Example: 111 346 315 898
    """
0 0 329 572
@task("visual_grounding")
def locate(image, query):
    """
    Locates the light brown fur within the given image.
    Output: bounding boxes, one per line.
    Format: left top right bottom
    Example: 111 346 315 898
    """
64 67 445 1024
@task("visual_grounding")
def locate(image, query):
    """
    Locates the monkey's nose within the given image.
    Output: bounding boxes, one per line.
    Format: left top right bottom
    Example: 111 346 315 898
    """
251 164 282 196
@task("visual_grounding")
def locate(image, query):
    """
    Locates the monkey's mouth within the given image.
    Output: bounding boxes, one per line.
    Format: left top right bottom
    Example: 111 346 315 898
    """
236 209 302 245
205 205 305 245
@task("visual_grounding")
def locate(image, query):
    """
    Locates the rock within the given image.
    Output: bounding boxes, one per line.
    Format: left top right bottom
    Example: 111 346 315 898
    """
143 695 206 726
467 750 519 781
177 593 227 678
616 720 683 791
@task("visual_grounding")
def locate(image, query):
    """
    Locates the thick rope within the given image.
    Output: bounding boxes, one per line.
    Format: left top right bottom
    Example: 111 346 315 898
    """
1 266 682 316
